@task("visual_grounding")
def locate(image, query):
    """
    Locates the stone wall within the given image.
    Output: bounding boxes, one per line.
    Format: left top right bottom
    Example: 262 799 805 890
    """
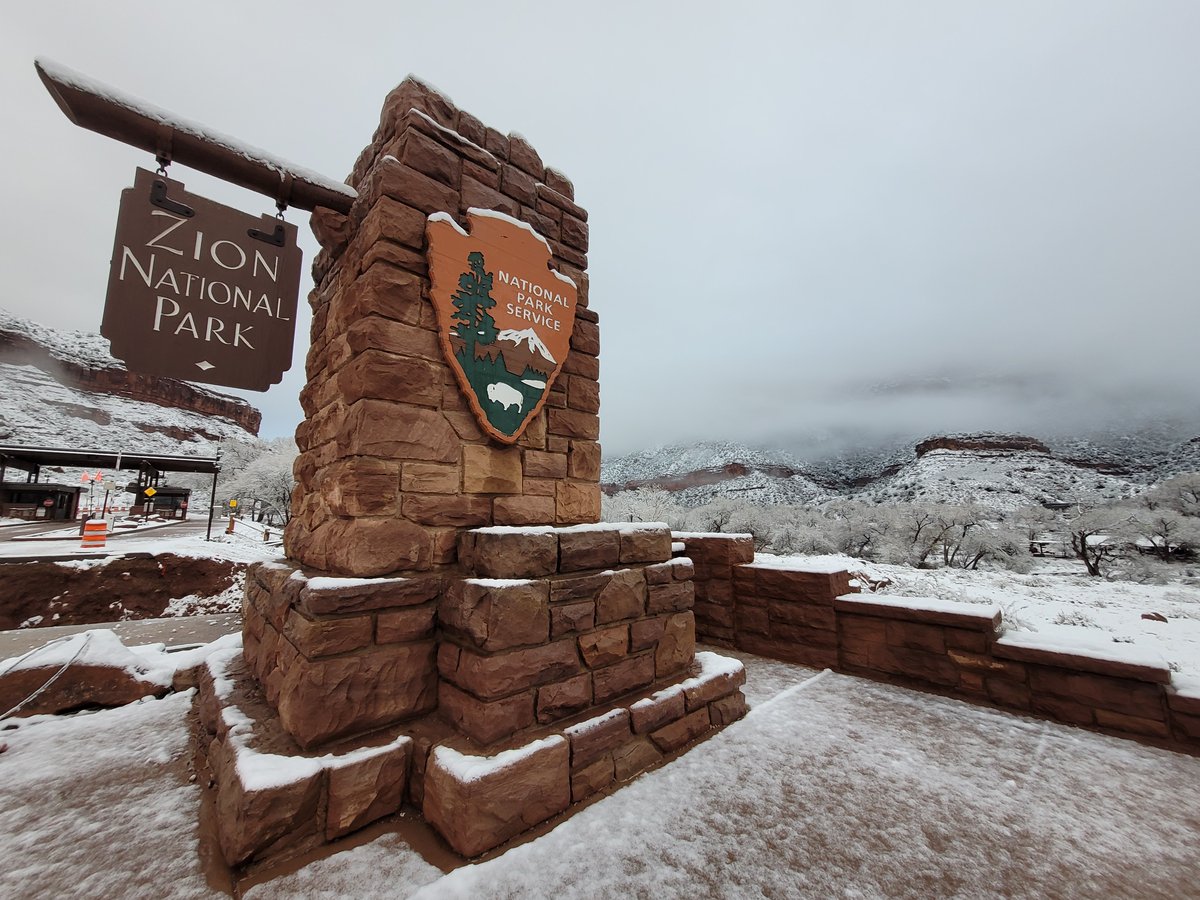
675 532 1200 753
286 77 601 578
440 523 697 745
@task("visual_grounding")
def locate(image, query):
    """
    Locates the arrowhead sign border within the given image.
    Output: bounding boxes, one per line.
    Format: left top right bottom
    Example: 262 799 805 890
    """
425 208 578 445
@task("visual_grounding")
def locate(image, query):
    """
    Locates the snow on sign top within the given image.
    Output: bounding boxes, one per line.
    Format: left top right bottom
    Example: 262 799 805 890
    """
426 209 578 444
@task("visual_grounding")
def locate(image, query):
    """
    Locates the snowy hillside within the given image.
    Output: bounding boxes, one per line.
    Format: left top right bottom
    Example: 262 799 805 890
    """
601 441 802 483
0 308 261 455
857 448 1135 511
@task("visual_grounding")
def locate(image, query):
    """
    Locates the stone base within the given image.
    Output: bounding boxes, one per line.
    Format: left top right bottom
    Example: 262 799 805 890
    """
199 641 746 867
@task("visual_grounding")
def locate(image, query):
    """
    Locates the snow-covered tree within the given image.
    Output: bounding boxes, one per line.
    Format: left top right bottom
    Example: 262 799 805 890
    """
221 437 297 523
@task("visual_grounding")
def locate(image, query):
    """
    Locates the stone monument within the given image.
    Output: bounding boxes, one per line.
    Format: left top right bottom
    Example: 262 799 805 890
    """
198 77 747 870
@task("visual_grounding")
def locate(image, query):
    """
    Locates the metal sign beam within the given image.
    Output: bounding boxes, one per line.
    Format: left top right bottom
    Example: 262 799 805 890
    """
35 57 356 215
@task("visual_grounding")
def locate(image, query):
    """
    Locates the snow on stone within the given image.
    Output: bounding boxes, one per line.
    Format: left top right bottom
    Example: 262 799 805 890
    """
0 628 172 687
673 531 754 540
677 650 745 691
37 57 356 200
304 574 414 590
629 683 685 714
466 577 535 589
203 646 411 792
836 592 1002 622
995 625 1168 671
563 708 626 739
433 735 566 784
408 108 486 151
747 552 849 574
764 551 1200 683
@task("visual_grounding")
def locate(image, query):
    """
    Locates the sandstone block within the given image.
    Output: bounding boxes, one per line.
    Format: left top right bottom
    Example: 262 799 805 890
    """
346 315 441 362
571 755 614 803
548 408 600 441
567 440 602 481
630 686 686 735
559 528 620 572
370 156 459 215
523 449 568 478
284 609 373 658
321 457 400 518
300 573 442 615
214 742 323 866
500 163 537 205
569 319 600 357
440 579 550 651
461 175 519 217
403 493 492 527
647 581 695 615
655 612 695 678
592 653 655 705
550 601 596 637
400 129 460 187
276 641 438 748
619 527 673 564
709 692 748 728
536 673 593 723
377 606 437 643
649 707 711 754
555 481 601 524
579 624 629 668
326 739 412 839
550 572 611 604
439 681 535 745
506 133 544 179
565 709 632 768
462 529 558 578
356 198 426 252
493 495 557 526
402 462 460 494
441 639 581 701
337 350 441 408
630 616 667 652
683 658 747 712
561 214 589 254
595 569 646 624
613 738 663 781
337 399 458 463
423 736 570 857
321 517 434 577
463 445 523 493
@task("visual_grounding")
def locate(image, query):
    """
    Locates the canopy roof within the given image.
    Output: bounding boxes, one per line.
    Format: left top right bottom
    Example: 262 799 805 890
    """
0 445 219 475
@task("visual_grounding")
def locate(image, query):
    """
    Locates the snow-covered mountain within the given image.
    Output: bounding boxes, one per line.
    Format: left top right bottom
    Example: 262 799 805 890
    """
0 308 261 455
603 430 1197 511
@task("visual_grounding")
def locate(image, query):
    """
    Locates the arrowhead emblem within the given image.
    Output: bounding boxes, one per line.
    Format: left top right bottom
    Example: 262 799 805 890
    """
426 209 578 444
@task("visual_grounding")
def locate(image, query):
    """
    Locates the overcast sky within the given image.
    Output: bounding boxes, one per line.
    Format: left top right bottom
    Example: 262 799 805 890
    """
2 2 1198 457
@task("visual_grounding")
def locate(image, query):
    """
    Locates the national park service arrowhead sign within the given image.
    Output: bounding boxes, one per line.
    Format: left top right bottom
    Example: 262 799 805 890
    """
426 209 578 444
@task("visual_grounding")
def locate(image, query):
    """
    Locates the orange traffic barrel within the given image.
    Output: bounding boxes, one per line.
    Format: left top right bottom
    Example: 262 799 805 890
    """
81 519 107 550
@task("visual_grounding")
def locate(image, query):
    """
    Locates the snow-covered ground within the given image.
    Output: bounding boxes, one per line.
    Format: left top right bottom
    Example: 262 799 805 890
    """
0 523 282 566
774 552 1200 688
2 644 1198 899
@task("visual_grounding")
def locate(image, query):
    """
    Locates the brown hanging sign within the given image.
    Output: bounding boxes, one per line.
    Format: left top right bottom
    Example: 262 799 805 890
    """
426 209 578 443
102 167 303 391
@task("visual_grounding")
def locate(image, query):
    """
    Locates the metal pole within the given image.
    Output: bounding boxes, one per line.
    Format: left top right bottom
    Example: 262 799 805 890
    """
205 467 219 541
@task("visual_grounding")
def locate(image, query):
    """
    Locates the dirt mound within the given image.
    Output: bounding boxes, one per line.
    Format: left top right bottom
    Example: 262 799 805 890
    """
0 554 242 629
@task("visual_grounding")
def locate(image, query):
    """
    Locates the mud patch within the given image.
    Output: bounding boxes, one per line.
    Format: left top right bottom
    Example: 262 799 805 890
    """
0 554 242 629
